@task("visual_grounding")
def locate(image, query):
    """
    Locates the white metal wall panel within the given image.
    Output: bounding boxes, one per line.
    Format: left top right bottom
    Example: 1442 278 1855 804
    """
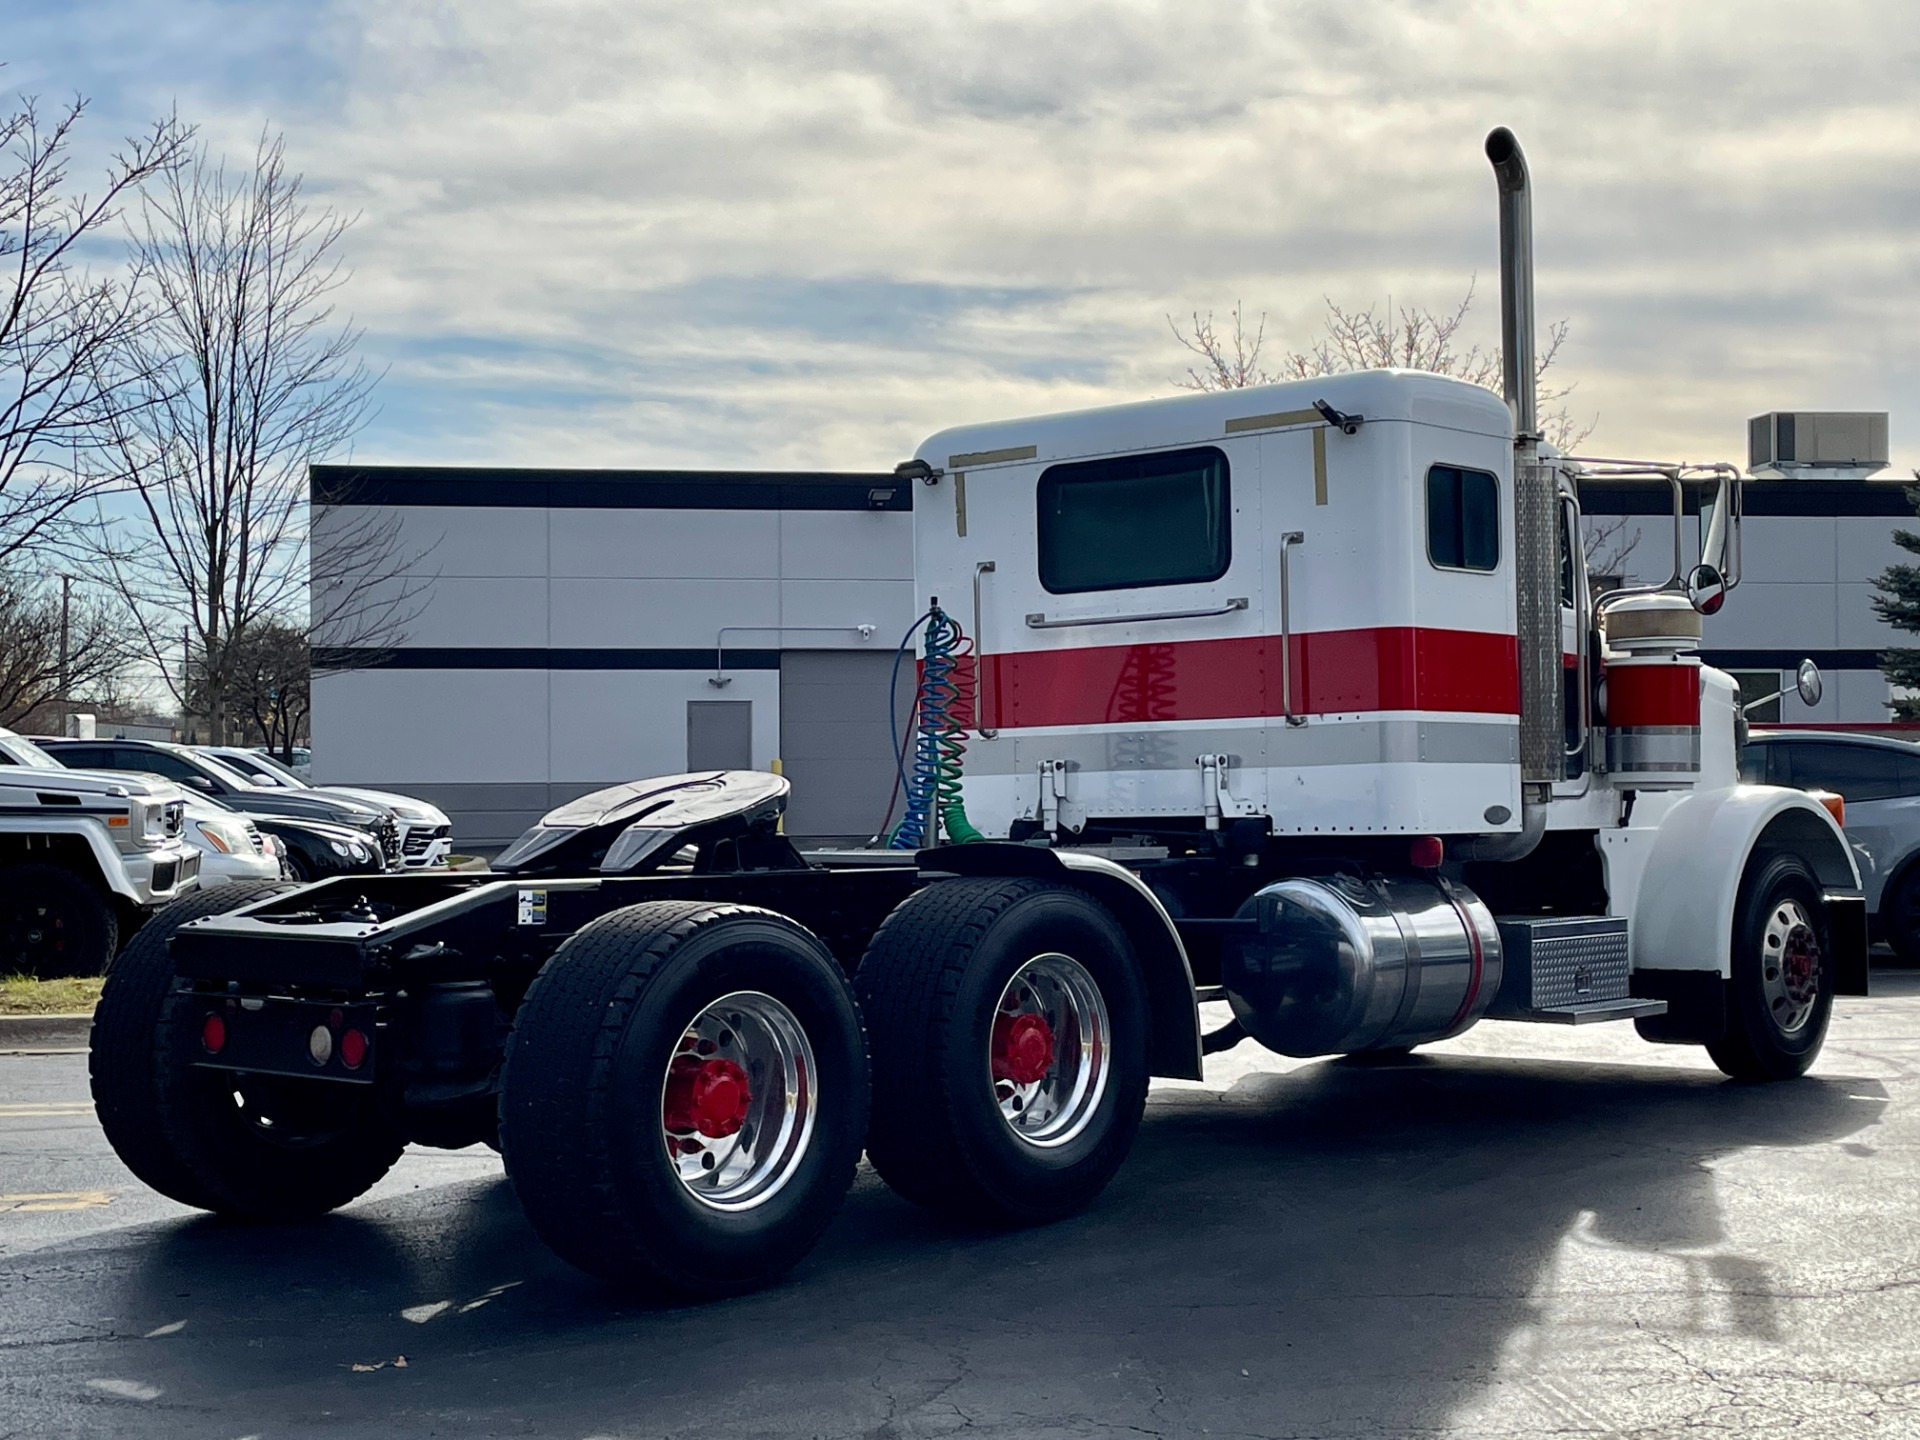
779 510 913 580
549 508 781 580
313 670 550 784
549 578 781 648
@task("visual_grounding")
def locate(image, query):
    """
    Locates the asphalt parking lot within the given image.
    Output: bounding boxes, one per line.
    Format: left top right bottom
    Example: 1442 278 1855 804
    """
2 979 1916 1440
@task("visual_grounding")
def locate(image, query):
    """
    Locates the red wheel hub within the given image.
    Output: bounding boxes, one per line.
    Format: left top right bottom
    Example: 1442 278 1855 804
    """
664 1054 753 1138
992 1012 1055 1086
1784 927 1821 1003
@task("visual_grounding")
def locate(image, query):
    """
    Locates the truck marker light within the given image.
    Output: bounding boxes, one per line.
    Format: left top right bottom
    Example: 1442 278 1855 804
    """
339 1028 369 1070
1808 789 1844 828
308 1025 334 1066
1409 836 1445 869
107 815 129 827
201 1013 226 1054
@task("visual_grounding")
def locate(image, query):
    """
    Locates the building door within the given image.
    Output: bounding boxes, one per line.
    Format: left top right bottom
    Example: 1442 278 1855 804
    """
687 700 752 771
778 650 911 846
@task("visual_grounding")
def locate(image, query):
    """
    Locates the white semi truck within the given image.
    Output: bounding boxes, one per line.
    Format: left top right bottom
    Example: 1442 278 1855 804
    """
90 128 1863 1299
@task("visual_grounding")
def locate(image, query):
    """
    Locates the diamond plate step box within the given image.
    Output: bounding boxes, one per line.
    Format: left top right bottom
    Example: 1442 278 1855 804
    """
1486 915 1633 1018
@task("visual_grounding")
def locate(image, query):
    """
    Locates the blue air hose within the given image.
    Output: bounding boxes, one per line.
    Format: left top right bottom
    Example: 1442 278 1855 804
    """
888 602 984 849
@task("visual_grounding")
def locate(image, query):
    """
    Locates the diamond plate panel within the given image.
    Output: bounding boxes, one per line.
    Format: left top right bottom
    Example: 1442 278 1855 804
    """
1490 916 1631 1016
1529 928 1630 1008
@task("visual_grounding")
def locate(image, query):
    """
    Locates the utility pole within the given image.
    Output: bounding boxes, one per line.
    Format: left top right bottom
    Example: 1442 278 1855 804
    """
57 575 71 704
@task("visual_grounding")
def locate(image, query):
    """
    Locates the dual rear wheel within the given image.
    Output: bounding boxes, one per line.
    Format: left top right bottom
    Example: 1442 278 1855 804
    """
500 880 1150 1295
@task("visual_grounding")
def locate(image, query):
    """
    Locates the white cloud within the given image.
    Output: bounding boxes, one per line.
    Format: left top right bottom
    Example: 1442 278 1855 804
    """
14 0 1920 471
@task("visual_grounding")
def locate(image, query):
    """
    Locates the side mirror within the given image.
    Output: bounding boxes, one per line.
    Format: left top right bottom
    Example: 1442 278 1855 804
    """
184 774 215 793
1685 563 1726 616
1796 658 1823 708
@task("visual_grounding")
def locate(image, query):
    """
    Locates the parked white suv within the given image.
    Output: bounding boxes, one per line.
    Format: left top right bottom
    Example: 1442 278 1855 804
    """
0 728 201 976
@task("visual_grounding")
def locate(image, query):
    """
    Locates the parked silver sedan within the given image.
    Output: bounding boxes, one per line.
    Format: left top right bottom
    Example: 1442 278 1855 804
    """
1740 729 1920 959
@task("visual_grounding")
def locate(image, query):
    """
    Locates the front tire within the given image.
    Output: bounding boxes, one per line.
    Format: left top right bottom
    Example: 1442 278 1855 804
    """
1707 853 1834 1081
499 902 868 1298
0 863 118 978
855 878 1150 1227
90 882 406 1216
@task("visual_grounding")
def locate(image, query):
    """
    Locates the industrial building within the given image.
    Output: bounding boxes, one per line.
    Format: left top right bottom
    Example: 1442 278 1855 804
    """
309 466 915 848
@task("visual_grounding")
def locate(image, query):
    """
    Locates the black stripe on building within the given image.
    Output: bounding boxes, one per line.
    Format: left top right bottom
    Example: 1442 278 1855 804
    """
310 466 911 512
1581 478 1914 518
313 647 786 672
1701 649 1886 671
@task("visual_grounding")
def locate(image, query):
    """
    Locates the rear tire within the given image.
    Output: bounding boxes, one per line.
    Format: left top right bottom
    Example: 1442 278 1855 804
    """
90 882 406 1216
0 863 118 978
1707 853 1834 1081
855 878 1149 1227
499 902 868 1298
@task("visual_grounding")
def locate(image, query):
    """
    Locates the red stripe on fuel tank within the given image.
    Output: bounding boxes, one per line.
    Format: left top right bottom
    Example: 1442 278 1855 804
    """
975 627 1519 730
1442 888 1486 1035
1604 661 1700 728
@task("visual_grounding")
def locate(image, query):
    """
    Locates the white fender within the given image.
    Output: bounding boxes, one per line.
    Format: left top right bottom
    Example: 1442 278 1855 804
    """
14 816 145 903
1600 785 1859 976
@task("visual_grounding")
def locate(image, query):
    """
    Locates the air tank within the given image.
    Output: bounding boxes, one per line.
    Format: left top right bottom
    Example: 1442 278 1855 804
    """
1600 593 1703 789
1220 873 1503 1057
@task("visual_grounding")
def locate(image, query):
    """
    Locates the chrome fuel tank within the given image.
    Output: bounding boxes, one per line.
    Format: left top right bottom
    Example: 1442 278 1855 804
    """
1221 873 1503 1058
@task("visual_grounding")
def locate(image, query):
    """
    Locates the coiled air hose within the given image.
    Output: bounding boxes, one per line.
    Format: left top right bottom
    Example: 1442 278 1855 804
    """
888 602 984 849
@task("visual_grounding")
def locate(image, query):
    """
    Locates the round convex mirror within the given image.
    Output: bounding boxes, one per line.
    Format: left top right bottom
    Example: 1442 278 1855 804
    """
1796 658 1823 708
1685 563 1726 616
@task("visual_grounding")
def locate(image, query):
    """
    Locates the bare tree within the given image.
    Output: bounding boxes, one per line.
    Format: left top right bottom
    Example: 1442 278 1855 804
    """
91 131 398 743
1582 513 1643 585
0 569 133 726
1169 282 1594 451
0 92 187 562
224 617 310 756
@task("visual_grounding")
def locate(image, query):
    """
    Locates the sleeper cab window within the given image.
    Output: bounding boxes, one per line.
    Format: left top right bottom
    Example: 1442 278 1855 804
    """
1037 445 1231 594
1427 463 1500 572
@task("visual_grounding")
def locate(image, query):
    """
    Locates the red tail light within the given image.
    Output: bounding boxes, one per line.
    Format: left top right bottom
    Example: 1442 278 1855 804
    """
201 1013 226 1054
339 1028 369 1070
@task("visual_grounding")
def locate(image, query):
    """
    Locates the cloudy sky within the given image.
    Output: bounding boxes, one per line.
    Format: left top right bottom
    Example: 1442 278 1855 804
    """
10 0 1919 473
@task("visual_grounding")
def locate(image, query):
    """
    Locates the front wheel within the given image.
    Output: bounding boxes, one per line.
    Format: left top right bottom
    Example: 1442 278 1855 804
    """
855 878 1150 1227
1707 853 1834 1081
499 902 868 1298
0 863 118 978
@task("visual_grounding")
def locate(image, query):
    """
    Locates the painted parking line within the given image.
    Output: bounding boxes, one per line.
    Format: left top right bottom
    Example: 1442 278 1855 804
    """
0 1191 115 1212
0 1103 92 1118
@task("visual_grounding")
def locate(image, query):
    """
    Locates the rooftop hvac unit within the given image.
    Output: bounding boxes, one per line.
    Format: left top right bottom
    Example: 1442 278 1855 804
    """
1748 411 1888 479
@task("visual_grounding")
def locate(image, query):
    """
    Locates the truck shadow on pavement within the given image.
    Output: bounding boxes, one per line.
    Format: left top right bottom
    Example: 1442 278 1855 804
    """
92 1054 1887 1438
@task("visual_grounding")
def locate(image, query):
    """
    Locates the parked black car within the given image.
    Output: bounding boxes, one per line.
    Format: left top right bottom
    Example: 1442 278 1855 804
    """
248 813 388 882
35 738 401 865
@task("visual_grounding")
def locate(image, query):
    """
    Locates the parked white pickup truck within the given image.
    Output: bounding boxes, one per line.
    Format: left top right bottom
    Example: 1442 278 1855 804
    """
0 728 201 977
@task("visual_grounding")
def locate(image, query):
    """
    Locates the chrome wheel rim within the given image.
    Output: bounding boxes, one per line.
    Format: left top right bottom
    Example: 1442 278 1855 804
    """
990 953 1110 1149
659 990 816 1212
1761 899 1822 1035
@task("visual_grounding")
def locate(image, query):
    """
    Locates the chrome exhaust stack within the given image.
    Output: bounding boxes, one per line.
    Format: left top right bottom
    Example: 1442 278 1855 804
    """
1486 126 1562 796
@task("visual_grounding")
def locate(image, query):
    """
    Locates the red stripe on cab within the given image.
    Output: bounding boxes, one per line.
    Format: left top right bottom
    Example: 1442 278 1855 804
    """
973 627 1521 730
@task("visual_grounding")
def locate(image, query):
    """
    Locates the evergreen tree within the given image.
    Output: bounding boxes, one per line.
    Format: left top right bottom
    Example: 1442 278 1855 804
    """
1871 475 1920 720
